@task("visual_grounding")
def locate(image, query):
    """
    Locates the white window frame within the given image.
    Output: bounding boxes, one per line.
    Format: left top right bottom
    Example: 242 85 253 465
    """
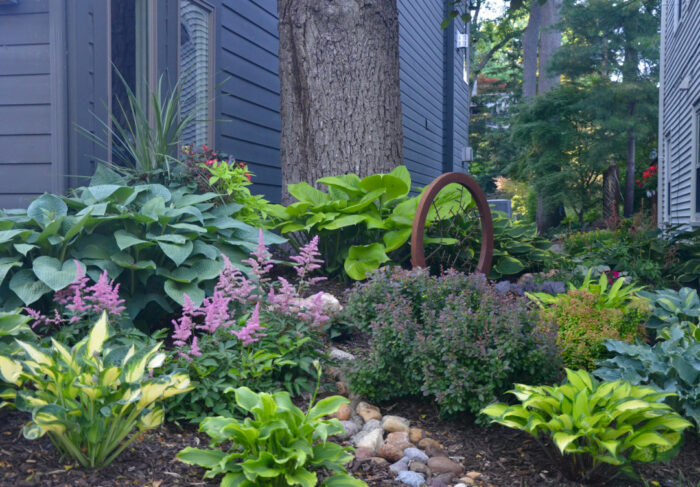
694 104 700 222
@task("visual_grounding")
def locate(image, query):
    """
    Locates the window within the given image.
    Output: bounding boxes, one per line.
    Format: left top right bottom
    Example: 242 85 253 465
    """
180 0 214 147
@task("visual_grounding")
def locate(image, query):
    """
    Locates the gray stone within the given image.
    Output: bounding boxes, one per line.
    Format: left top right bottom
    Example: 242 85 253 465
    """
403 447 429 463
389 457 410 474
382 415 410 433
427 479 449 487
362 418 382 433
329 347 355 362
395 470 426 487
355 428 383 453
340 420 360 438
427 456 463 475
409 460 430 475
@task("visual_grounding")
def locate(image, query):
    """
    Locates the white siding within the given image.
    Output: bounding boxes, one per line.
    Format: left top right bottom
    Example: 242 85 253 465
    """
659 0 700 227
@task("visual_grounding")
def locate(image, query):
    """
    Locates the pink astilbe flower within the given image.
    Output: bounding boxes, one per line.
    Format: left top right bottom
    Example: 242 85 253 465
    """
267 277 296 314
196 290 231 334
216 254 255 304
87 271 126 317
189 336 202 357
232 303 266 345
23 307 63 330
289 235 326 290
241 229 273 287
298 292 330 328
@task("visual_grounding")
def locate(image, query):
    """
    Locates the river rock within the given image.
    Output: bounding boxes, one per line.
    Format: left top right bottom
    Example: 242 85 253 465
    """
355 428 383 453
334 403 352 421
329 347 355 361
385 431 410 445
362 418 382 433
354 447 375 461
409 460 430 476
403 447 429 463
339 420 360 438
389 457 410 474
377 442 405 463
427 456 463 475
356 402 382 422
409 427 425 443
382 415 410 433
395 470 425 487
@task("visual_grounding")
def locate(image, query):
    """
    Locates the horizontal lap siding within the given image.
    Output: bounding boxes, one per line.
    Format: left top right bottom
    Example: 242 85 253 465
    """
661 0 700 227
215 0 282 202
397 0 445 189
0 1 53 210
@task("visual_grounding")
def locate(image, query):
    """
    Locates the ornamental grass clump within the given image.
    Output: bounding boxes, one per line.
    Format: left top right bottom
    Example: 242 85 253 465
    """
166 231 332 421
482 369 692 484
0 312 192 468
348 268 560 419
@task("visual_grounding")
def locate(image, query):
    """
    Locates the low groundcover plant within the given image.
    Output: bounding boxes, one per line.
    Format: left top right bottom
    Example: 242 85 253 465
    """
0 312 193 467
481 369 692 483
177 362 367 487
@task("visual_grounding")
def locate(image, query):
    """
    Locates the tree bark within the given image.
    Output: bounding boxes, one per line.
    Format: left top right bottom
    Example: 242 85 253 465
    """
603 163 620 226
278 0 404 204
521 0 542 98
624 101 637 217
537 0 562 93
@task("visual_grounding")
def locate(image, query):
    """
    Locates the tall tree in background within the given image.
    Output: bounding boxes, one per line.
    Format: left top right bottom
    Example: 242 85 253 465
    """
277 0 403 203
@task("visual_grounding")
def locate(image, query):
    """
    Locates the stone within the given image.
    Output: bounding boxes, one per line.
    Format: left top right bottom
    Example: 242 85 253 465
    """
335 381 350 396
354 447 374 461
433 472 457 484
418 437 443 450
355 428 383 453
356 402 382 422
427 456 463 475
395 470 425 487
385 431 410 445
334 403 352 421
403 447 429 463
409 427 425 443
423 443 448 458
427 479 449 487
409 460 430 476
370 457 389 467
465 471 482 480
325 365 342 380
389 457 410 474
329 347 355 362
377 442 405 462
339 420 360 438
362 418 382 433
454 484 470 487
382 415 410 433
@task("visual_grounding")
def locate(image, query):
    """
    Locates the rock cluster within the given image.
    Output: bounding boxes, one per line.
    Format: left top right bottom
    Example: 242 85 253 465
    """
334 400 487 487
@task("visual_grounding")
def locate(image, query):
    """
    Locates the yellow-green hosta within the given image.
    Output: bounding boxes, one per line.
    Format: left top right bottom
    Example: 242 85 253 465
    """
2 312 192 467
481 369 693 483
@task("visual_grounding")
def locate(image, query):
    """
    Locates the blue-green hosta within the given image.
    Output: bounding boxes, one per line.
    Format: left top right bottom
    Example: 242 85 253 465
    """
0 166 284 321
481 369 692 483
637 287 700 336
0 312 192 467
177 378 366 487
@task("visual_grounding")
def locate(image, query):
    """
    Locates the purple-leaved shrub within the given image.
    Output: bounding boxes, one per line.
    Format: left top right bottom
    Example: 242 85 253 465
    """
166 231 334 421
348 267 560 420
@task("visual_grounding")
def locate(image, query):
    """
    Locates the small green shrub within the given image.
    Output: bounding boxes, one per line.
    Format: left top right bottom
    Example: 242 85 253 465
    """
482 369 692 483
348 268 560 418
1 313 192 467
595 324 700 430
177 366 366 487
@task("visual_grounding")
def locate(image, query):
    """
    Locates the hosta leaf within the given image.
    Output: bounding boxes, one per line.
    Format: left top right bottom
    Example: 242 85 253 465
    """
308 396 349 420
32 256 82 291
157 241 193 266
176 447 227 469
0 257 21 287
27 194 68 227
163 280 204 307
114 230 151 250
9 269 51 305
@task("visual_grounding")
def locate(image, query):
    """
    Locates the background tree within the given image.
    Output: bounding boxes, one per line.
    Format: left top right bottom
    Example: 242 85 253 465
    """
277 0 403 203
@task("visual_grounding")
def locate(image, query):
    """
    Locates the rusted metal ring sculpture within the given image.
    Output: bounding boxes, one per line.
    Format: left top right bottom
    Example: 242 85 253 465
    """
411 172 495 275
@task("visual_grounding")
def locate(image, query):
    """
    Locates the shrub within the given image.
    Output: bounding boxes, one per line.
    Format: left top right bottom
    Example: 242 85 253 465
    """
1 313 192 467
348 268 560 418
165 233 331 422
595 324 700 430
528 270 648 369
177 366 366 487
0 167 285 326
482 369 692 483
637 287 700 337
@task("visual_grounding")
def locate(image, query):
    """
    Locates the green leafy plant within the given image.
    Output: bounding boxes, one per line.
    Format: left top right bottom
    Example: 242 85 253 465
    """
595 324 700 430
482 369 693 483
0 310 36 409
347 268 560 418
528 270 648 370
637 287 700 336
177 363 366 487
0 168 284 325
0 313 193 467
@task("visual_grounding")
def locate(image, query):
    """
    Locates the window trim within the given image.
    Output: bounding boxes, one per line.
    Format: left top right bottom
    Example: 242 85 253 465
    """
693 102 700 221
178 0 215 147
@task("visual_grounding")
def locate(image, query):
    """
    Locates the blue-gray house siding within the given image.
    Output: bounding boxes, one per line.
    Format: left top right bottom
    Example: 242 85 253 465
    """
0 0 471 207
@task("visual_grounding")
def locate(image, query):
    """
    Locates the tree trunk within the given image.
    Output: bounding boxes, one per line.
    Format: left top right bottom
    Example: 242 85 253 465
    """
603 163 619 227
624 101 637 217
522 0 542 98
278 0 404 204
537 0 562 93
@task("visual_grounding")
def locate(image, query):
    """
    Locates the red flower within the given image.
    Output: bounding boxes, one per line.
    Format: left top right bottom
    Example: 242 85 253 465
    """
202 144 210 152
205 159 216 167
244 172 251 182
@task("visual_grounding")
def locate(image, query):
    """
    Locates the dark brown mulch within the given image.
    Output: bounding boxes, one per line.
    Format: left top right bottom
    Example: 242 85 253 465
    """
347 397 700 487
0 410 216 487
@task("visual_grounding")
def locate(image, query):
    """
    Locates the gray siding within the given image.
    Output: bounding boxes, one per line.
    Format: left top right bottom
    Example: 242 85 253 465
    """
0 0 56 209
659 0 700 227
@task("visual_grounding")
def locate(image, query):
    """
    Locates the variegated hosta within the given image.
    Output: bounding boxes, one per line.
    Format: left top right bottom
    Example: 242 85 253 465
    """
481 369 693 483
0 312 192 467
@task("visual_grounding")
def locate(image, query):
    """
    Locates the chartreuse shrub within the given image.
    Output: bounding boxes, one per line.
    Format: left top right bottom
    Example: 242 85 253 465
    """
348 268 560 418
0 166 284 324
528 269 649 370
177 363 367 487
0 312 192 467
0 310 36 409
165 233 330 422
482 369 692 483
595 324 700 430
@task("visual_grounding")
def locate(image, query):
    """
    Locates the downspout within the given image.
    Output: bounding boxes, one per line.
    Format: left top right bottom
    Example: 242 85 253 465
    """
657 0 665 227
